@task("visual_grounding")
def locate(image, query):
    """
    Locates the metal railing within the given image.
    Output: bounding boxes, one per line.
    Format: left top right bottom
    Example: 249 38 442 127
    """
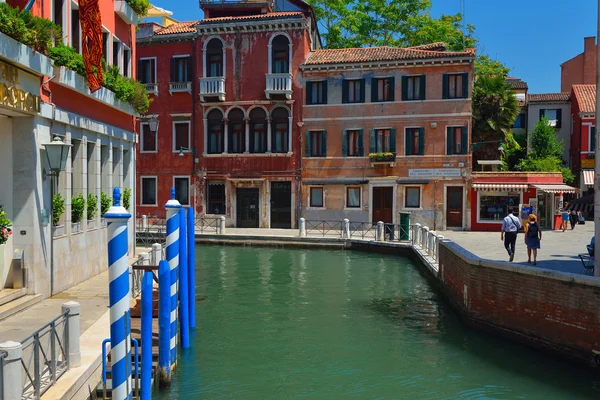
348 222 378 240
195 217 220 233
304 220 344 237
0 351 6 400
20 311 69 400
101 338 140 400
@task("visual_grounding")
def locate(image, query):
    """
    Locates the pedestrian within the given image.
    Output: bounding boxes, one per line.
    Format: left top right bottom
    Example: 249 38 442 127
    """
561 204 570 232
501 207 522 262
570 207 578 230
524 214 542 265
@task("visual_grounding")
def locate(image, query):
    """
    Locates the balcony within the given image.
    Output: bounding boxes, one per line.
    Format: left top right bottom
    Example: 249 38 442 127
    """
200 77 226 101
145 83 158 96
114 0 138 24
265 73 292 100
169 82 192 95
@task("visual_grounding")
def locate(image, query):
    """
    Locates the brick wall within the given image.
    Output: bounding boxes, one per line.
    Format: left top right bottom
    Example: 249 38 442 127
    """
438 241 600 368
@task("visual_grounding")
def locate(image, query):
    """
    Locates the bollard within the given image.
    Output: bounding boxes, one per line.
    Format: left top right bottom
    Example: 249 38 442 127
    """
413 223 421 247
151 243 162 265
343 219 350 239
187 207 196 329
140 272 153 400
219 216 226 235
62 301 81 368
105 187 132 400
376 221 384 241
157 260 171 387
178 209 190 349
299 217 306 237
165 188 181 366
142 215 148 231
0 341 23 400
422 226 430 252
436 235 444 263
429 231 436 257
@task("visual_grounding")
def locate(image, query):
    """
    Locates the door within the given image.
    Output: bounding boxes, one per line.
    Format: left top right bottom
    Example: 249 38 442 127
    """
270 181 292 229
372 187 393 224
446 187 463 228
236 188 260 228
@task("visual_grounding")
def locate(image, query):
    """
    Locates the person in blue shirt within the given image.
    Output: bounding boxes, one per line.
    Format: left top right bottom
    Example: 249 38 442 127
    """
501 207 522 262
587 236 595 257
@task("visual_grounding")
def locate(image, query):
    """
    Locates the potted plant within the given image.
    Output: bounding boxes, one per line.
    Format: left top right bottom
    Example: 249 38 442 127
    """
101 192 111 227
123 188 131 211
87 193 98 229
368 152 396 162
71 193 86 233
0 206 12 287
52 194 65 236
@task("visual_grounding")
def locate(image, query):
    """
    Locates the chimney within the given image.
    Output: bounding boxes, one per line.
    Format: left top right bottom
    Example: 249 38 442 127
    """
583 37 597 85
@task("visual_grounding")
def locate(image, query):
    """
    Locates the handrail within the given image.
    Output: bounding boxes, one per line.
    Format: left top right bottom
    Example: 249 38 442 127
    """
102 338 140 399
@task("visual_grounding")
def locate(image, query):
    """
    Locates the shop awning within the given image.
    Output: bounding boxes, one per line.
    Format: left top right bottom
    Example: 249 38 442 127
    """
532 184 579 194
472 183 529 191
583 169 594 186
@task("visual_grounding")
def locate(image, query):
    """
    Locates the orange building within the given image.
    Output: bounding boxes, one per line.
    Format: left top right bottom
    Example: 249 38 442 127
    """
299 44 475 230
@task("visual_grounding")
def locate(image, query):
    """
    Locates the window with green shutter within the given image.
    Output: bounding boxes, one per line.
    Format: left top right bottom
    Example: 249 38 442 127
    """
372 77 395 102
405 127 425 156
343 79 365 103
402 75 425 101
447 126 468 155
443 73 468 99
306 81 327 105
591 126 596 153
344 129 362 157
308 130 327 157
373 129 394 153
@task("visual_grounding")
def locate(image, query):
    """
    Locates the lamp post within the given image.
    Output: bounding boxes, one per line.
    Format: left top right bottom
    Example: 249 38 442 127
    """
470 140 504 152
144 114 159 134
43 136 72 295
178 146 196 158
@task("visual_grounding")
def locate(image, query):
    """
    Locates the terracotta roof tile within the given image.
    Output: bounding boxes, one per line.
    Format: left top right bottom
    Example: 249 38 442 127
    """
407 42 446 51
573 84 596 113
155 21 200 35
304 45 474 65
200 11 304 24
506 79 527 90
528 93 570 103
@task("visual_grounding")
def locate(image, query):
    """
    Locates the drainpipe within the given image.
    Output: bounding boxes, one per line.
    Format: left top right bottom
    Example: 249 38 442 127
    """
191 35 198 209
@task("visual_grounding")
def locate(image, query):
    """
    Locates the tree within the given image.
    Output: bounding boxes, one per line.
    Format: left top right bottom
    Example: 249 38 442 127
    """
306 0 355 49
403 13 477 51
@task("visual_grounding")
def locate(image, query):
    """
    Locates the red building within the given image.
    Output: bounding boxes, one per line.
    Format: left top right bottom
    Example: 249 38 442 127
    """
570 84 596 193
136 0 320 228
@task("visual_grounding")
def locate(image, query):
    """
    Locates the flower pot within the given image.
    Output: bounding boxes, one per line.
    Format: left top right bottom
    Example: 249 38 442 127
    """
52 224 65 237
88 219 96 229
72 222 81 233
101 218 107 227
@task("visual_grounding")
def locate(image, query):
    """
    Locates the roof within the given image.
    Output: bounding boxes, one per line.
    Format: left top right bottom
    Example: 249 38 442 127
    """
572 84 596 113
528 93 570 103
199 11 304 24
506 79 528 90
155 21 200 35
407 42 447 51
303 46 474 65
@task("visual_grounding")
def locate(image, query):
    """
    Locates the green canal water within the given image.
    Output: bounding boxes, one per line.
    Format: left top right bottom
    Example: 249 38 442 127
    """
157 245 599 399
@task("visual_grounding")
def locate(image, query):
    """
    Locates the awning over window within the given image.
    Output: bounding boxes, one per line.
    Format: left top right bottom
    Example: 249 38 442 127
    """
583 169 594 186
472 183 528 191
532 184 578 194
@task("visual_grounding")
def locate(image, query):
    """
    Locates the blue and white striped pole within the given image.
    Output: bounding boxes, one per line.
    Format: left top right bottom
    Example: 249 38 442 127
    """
105 187 132 400
140 271 153 399
157 260 171 387
179 208 190 348
187 207 196 329
165 188 181 366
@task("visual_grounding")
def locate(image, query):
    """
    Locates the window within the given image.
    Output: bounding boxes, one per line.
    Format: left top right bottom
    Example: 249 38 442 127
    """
112 40 120 68
171 56 191 83
447 126 468 155
228 108 245 154
250 108 268 153
513 113 526 129
372 129 395 153
344 129 363 157
405 128 424 156
174 177 190 206
402 75 426 101
271 35 290 74
306 131 326 157
309 187 324 208
342 79 365 104
53 0 63 26
138 59 156 84
591 126 596 153
443 73 468 99
123 48 131 77
207 109 224 154
271 107 289 153
405 187 421 208
206 39 224 77
173 121 190 152
140 123 157 152
141 177 157 205
540 109 562 128
479 191 520 221
372 77 394 102
102 32 110 63
207 182 226 215
71 9 80 52
346 187 361 208
306 81 327 105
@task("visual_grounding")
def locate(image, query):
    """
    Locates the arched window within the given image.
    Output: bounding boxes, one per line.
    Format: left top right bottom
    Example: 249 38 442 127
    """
249 108 267 154
228 108 245 154
271 107 289 153
271 35 290 74
207 109 224 154
206 38 224 77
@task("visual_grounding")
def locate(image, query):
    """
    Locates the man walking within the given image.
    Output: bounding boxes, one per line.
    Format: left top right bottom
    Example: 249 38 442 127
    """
501 207 522 262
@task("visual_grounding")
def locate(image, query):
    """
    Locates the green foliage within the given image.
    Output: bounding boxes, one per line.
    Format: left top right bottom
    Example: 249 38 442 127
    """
87 194 98 220
101 192 112 216
0 3 62 54
48 44 86 76
126 0 151 17
475 55 510 79
404 13 477 51
71 194 86 224
122 188 132 211
52 194 65 225
103 65 150 114
0 206 12 245
500 133 526 171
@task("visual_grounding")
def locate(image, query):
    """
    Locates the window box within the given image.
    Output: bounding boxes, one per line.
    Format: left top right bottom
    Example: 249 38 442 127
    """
145 83 158 95
71 222 82 234
265 73 293 100
169 82 192 95
200 77 226 101
88 219 97 229
101 218 107 227
114 0 138 25
369 152 396 166
52 224 65 237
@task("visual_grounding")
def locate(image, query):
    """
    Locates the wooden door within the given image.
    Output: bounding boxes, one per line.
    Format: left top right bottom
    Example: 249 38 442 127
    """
446 187 463 228
372 187 393 224
270 181 292 228
236 188 259 228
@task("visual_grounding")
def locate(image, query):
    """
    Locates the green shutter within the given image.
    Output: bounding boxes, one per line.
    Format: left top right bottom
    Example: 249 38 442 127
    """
342 80 349 103
371 78 378 102
322 81 328 105
405 128 413 155
419 75 426 100
419 128 425 155
442 74 449 99
461 126 468 154
556 109 562 128
401 76 408 101
342 130 348 157
306 81 312 105
369 129 376 153
358 129 364 156
360 78 366 103
389 76 395 101
321 131 327 157
446 127 453 155
305 131 311 157
591 127 597 152
462 73 469 98
390 128 396 153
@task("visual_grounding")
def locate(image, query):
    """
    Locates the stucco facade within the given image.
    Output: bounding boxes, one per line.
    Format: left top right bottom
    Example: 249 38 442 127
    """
561 37 597 93
526 100 571 165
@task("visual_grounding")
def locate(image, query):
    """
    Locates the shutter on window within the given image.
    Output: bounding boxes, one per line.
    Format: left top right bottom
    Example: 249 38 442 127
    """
419 128 425 155
401 76 408 101
358 129 364 156
446 127 453 155
360 78 366 103
405 129 413 156
390 128 396 153
305 131 311 157
170 58 177 82
342 80 349 103
442 74 449 99
369 129 376 153
322 81 328 105
371 78 378 102
539 109 545 121
342 130 348 157
321 131 327 157
186 57 193 81
556 109 562 128
137 60 143 81
419 75 426 100
306 81 312 105
462 73 469 98
461 126 468 154
591 126 597 152
389 76 395 101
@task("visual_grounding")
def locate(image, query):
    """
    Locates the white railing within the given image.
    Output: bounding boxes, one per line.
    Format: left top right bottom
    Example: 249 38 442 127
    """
169 81 192 94
145 83 158 95
410 223 443 264
265 73 292 99
199 77 225 101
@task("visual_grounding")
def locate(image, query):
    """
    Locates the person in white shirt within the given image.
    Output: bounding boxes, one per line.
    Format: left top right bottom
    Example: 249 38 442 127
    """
501 207 522 262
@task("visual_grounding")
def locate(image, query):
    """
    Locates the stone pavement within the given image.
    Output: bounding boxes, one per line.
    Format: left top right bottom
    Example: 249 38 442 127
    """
442 222 595 275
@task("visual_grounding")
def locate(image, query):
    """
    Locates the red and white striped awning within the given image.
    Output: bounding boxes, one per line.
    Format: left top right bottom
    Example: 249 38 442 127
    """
472 183 529 191
583 169 594 186
533 184 579 194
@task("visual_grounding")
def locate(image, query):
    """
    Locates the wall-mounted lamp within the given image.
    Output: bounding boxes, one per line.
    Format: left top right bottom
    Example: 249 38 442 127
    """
179 146 199 163
471 140 504 152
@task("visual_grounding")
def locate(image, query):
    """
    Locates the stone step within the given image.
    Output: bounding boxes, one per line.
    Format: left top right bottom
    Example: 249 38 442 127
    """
0 288 27 307
0 294 43 322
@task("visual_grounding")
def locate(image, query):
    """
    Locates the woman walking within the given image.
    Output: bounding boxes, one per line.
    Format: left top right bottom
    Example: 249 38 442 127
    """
525 214 542 265
561 204 570 232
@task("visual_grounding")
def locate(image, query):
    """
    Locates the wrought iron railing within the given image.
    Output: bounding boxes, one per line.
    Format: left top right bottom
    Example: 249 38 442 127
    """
195 217 220 233
348 222 377 240
101 337 140 399
304 220 343 237
20 311 69 400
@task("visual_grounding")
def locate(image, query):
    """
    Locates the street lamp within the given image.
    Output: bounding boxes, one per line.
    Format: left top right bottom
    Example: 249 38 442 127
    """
144 114 159 133
471 140 504 152
43 136 71 295
178 146 196 157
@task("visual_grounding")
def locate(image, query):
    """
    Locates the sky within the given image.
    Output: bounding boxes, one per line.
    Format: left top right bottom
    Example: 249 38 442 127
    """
146 0 598 94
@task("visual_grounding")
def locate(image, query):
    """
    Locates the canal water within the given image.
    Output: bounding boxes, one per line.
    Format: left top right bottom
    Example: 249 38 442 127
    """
158 245 599 399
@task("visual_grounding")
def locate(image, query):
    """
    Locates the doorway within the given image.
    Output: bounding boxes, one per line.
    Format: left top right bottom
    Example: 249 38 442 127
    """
446 187 463 228
236 188 259 228
270 181 291 229
372 187 393 224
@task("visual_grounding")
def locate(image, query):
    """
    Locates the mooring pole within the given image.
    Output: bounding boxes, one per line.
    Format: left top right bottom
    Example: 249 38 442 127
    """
157 260 171 387
179 208 190 348
105 187 132 400
187 207 196 329
165 188 181 365
140 271 153 399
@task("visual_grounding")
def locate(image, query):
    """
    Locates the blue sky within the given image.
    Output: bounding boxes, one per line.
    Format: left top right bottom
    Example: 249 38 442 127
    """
147 0 597 94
